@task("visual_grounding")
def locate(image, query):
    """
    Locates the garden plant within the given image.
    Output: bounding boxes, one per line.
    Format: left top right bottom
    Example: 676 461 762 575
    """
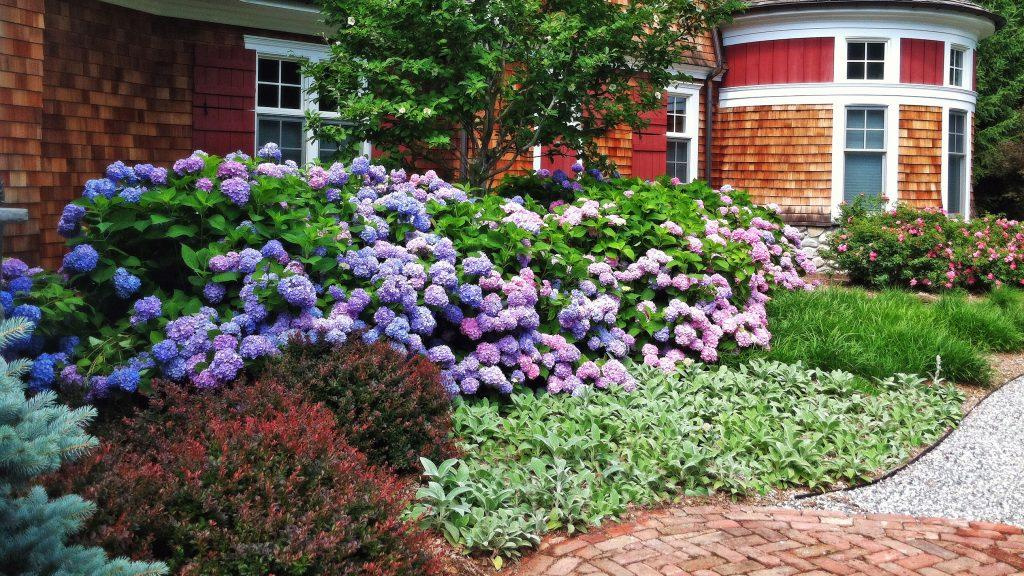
826 197 1024 291
0 148 815 402
410 360 963 558
734 286 1024 386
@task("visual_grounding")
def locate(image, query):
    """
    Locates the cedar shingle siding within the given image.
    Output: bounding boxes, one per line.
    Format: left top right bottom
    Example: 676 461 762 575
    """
898 105 944 207
714 105 834 225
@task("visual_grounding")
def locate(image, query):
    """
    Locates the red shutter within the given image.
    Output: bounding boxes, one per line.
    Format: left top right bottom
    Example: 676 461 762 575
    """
540 145 577 173
192 45 256 155
900 38 944 86
632 93 667 180
722 38 834 87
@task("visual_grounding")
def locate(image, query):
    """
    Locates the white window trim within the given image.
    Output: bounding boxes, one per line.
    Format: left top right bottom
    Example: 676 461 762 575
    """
941 107 972 217
245 35 371 163
840 37 893 83
665 84 701 182
832 102 899 216
945 44 971 89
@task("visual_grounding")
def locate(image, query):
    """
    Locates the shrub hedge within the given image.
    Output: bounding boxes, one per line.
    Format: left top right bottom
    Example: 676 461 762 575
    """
260 340 458 471
49 377 441 576
1 149 814 401
826 197 1024 291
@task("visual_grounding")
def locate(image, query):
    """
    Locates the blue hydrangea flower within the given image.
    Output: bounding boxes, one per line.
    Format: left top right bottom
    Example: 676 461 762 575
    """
257 142 282 162
62 244 99 274
105 161 136 183
9 276 32 294
152 339 178 363
107 366 141 392
83 179 116 200
113 267 141 299
220 177 251 205
203 282 226 303
2 258 29 279
118 186 146 203
277 275 317 308
131 296 162 324
350 156 370 176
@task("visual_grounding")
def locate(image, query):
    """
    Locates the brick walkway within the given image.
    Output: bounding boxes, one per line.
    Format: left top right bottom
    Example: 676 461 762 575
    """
514 506 1024 576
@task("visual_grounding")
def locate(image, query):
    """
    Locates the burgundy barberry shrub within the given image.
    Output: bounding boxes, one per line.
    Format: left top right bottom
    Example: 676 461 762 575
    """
262 340 458 472
48 378 441 576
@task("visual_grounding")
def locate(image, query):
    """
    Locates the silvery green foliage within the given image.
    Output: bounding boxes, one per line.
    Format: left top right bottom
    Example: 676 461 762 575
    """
0 316 166 575
412 360 963 557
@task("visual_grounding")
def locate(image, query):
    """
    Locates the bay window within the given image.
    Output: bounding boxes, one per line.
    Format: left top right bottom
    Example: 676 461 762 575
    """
948 110 968 215
949 46 966 87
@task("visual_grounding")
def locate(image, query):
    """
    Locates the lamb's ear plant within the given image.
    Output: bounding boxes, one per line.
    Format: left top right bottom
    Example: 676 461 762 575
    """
412 360 963 558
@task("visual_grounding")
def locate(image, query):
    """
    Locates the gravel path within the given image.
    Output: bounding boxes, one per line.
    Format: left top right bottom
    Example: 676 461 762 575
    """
801 375 1024 526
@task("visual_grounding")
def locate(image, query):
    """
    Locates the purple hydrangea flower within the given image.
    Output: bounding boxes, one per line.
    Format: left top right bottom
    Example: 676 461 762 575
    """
2 258 29 280
203 282 226 303
131 296 162 324
220 177 251 205
350 156 371 175
57 204 86 237
196 177 214 192
217 160 249 180
239 334 277 359
277 275 317 308
257 142 282 162
173 154 205 175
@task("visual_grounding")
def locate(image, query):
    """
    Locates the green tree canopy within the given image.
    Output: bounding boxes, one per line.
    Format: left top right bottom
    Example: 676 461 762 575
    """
975 0 1024 217
307 0 738 188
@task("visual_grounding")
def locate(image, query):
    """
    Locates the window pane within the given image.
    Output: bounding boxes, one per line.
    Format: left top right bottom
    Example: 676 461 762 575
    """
867 42 885 61
844 152 884 203
948 156 965 214
280 85 302 110
847 62 865 79
847 109 865 129
848 42 865 60
866 109 885 129
258 58 278 82
865 129 885 149
281 148 303 165
281 60 301 85
280 119 303 148
846 130 864 149
257 119 279 149
866 62 885 79
257 84 278 108
319 91 339 113
667 140 689 181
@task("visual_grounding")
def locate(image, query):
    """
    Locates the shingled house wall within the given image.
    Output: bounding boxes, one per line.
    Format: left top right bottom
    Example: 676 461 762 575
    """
2 0 316 268
713 104 834 225
898 105 944 208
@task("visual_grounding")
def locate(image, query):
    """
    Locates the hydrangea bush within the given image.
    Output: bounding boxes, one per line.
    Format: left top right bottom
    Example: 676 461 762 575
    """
827 197 1024 291
1 147 814 399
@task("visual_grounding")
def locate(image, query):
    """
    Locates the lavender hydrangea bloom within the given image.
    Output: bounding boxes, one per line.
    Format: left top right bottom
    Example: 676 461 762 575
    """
236 248 263 273
105 161 135 183
113 267 141 299
217 160 249 180
463 255 493 276
119 186 146 203
350 156 370 175
278 275 317 308
131 296 162 325
220 177 251 205
203 282 226 303
2 258 29 279
62 244 99 273
173 154 205 175
196 177 214 192
261 239 288 262
240 334 277 359
257 142 282 162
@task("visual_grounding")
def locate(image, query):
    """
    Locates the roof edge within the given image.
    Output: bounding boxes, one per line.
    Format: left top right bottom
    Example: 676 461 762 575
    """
739 1 1006 30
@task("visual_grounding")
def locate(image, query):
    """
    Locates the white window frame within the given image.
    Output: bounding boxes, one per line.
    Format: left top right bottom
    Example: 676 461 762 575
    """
946 44 968 89
245 35 371 163
943 108 971 217
836 104 895 213
845 39 889 82
665 84 700 182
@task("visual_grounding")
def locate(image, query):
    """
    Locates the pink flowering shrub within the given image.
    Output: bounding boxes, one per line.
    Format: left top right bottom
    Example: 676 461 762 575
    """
826 197 1024 291
1 146 814 400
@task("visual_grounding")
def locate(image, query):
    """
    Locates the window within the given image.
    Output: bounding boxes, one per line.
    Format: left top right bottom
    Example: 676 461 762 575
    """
847 41 886 80
665 94 694 181
949 47 966 87
254 54 351 164
948 110 968 215
844 107 887 203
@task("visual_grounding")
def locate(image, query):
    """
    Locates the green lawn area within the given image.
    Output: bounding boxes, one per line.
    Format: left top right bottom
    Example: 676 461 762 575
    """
730 287 1024 386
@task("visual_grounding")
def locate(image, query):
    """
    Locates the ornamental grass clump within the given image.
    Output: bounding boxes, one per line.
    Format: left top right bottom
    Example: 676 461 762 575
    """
827 196 1024 291
1 146 814 401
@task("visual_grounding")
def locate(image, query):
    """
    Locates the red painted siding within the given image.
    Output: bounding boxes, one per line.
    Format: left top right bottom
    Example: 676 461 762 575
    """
632 94 667 179
540 145 577 173
722 38 834 88
900 38 944 86
192 45 256 154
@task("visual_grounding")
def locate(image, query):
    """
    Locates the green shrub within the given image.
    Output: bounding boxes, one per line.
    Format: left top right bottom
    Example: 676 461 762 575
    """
825 197 1024 291
739 287 1024 385
410 360 962 557
259 340 458 471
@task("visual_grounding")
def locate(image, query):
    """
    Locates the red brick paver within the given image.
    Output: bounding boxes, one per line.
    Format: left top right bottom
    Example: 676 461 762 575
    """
514 507 1024 576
